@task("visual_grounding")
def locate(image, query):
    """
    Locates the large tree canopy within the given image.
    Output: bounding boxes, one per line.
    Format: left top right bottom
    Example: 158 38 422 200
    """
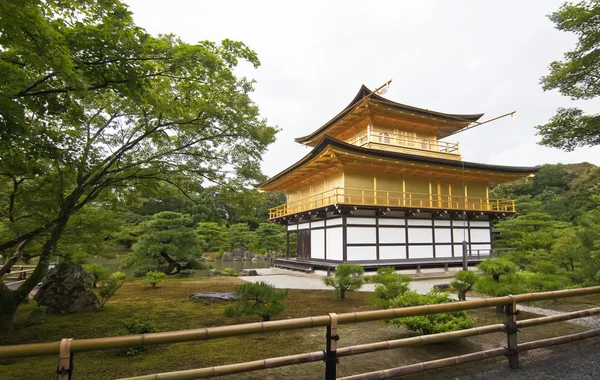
0 0 277 331
537 0 600 150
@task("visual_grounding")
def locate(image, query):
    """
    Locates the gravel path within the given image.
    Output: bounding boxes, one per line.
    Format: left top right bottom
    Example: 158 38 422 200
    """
518 304 600 329
239 268 452 294
452 338 600 380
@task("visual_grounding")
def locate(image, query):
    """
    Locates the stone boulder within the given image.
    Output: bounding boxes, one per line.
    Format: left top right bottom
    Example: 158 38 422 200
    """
240 269 258 276
189 292 237 305
209 269 221 276
34 262 100 313
221 248 254 261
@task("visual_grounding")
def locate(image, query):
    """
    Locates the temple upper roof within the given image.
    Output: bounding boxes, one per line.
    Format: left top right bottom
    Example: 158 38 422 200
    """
259 136 538 191
294 85 485 147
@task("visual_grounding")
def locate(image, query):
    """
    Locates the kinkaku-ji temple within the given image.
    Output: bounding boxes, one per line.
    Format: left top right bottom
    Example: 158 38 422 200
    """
259 85 538 269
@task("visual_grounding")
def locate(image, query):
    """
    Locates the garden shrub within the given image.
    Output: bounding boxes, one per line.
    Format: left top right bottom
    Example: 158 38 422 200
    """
366 267 411 309
224 282 289 321
98 272 126 308
143 271 166 288
82 263 109 288
221 267 237 276
323 264 364 299
450 270 477 301
389 290 475 334
121 320 157 355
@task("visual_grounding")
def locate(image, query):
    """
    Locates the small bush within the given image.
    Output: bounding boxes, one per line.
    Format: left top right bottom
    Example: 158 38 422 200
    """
175 269 195 277
132 269 149 278
224 282 289 321
478 258 518 282
143 271 166 288
450 270 477 301
389 290 475 334
221 267 238 276
366 267 411 309
26 305 49 326
98 272 126 308
83 263 109 288
324 264 364 299
121 320 157 355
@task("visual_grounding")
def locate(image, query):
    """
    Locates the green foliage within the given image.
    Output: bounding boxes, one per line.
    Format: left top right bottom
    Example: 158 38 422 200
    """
221 268 238 276
121 320 157 355
26 305 49 326
537 1 600 150
366 267 411 309
98 272 126 308
227 223 254 249
388 290 475 334
122 212 206 275
474 271 571 297
478 258 518 282
450 270 477 301
143 271 166 288
252 223 285 253
82 263 109 288
224 282 289 321
323 264 365 299
0 0 276 331
196 222 228 252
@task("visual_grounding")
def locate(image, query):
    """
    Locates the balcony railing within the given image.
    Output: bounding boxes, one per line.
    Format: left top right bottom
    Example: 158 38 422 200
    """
268 187 515 219
347 129 460 158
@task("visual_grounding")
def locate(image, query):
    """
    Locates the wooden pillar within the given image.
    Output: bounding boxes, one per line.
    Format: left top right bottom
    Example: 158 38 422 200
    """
464 184 468 210
428 179 433 208
485 185 490 211
448 183 452 209
374 176 377 205
285 230 290 259
437 182 442 208
402 178 406 206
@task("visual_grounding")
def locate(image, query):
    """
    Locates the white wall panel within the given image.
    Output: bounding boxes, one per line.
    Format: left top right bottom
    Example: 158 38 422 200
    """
408 228 433 243
453 220 467 227
379 246 407 260
453 228 469 242
379 218 405 226
453 244 465 255
470 229 491 243
379 228 406 244
298 223 310 230
434 220 451 227
471 243 492 252
347 246 377 261
347 227 376 244
326 218 342 226
311 229 325 259
470 221 490 228
347 217 376 225
436 245 453 258
326 228 343 261
434 228 452 243
287 225 297 231
407 219 432 226
311 220 325 228
409 245 434 259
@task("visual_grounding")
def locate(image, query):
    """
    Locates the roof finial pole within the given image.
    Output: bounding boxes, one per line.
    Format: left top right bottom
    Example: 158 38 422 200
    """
372 79 393 96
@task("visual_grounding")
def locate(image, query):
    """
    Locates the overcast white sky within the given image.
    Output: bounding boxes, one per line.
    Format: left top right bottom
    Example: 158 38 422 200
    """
127 0 599 177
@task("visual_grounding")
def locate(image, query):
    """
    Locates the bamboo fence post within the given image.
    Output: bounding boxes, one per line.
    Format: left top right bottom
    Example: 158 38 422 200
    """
325 313 339 380
505 296 519 369
57 338 73 380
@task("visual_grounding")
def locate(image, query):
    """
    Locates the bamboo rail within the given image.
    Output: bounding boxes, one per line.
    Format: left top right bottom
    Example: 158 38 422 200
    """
2 286 600 379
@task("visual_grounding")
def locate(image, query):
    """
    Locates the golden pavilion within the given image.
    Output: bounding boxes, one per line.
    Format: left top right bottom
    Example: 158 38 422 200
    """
259 85 537 267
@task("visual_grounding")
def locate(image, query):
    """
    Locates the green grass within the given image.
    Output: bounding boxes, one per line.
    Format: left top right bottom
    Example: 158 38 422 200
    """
0 277 592 380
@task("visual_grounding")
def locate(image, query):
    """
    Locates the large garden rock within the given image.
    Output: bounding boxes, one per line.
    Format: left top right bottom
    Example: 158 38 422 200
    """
34 262 100 313
240 269 258 276
189 292 237 305
221 248 254 261
209 269 221 276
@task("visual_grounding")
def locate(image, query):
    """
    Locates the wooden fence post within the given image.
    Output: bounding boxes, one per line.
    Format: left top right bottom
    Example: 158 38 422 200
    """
325 313 339 380
505 296 519 369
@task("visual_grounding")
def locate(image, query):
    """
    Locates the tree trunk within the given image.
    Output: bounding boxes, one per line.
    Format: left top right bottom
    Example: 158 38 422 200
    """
492 274 501 282
0 286 18 335
0 217 70 333
458 290 467 301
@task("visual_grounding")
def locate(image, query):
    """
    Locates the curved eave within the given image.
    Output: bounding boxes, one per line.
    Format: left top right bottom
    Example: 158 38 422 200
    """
259 136 539 191
294 85 484 145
